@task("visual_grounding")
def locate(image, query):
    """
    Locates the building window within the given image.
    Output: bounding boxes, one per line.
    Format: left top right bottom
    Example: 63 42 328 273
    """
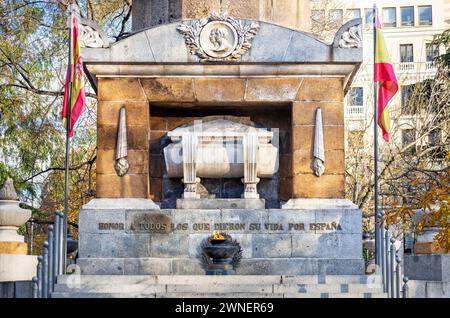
330 9 343 25
347 9 361 20
426 43 439 62
347 87 364 115
383 7 397 27
402 129 416 154
401 6 415 26
428 128 441 145
401 85 414 114
364 8 374 27
419 5 432 25
400 44 414 63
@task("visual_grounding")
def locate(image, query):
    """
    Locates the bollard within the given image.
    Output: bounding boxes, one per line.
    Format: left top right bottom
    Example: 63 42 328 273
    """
57 211 65 275
37 255 43 298
380 213 386 291
32 276 39 298
402 277 409 299
389 237 396 298
395 254 401 298
54 213 60 280
385 228 390 296
48 225 54 293
43 241 49 298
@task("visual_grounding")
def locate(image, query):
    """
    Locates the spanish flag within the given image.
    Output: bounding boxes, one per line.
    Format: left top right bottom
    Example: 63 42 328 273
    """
62 12 86 138
374 17 398 142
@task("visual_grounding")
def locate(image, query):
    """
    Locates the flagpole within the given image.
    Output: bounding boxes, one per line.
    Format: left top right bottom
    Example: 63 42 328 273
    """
373 4 380 267
62 8 74 275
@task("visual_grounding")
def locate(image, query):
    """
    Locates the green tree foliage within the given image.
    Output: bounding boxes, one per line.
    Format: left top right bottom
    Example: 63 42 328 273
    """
0 1 131 251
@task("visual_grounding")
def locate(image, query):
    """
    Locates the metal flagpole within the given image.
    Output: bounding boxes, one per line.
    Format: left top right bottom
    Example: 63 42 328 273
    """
62 7 74 274
373 4 380 267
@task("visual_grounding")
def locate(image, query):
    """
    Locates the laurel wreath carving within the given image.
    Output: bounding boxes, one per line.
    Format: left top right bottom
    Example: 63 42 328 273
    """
177 12 259 62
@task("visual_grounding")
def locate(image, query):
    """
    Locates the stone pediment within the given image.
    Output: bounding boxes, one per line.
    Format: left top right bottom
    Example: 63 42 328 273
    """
82 18 362 65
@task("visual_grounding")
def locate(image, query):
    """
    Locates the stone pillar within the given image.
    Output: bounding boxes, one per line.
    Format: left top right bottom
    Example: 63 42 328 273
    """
291 78 345 198
242 133 260 198
0 179 37 282
181 133 200 198
96 78 150 198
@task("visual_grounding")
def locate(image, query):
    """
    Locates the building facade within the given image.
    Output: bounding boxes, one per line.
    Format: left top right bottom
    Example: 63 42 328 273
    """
312 0 448 148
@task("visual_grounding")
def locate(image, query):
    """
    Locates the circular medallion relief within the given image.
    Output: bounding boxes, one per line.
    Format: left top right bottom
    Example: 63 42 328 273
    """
199 21 238 58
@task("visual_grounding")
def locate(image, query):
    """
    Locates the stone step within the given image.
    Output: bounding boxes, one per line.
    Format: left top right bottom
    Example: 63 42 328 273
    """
51 291 388 298
54 283 383 294
56 274 383 285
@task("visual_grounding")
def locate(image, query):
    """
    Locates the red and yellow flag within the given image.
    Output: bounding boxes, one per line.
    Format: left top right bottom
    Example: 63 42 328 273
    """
374 17 398 142
62 12 86 138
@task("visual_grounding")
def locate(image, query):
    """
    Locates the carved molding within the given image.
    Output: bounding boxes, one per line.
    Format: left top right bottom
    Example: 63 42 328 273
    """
177 12 259 62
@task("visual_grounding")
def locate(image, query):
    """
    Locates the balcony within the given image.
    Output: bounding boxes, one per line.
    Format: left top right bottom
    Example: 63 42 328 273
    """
399 62 415 71
346 105 364 117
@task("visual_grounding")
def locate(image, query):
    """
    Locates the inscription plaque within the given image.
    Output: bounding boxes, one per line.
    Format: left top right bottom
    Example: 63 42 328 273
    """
128 213 172 233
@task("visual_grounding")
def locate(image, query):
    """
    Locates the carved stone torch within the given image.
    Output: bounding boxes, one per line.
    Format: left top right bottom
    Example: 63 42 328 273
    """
114 107 129 177
313 108 325 177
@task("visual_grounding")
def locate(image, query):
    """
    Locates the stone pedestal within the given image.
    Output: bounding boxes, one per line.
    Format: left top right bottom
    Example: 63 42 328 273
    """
0 179 37 282
76 198 364 275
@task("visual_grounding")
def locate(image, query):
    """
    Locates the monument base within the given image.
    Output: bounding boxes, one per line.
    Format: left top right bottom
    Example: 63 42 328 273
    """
76 198 364 276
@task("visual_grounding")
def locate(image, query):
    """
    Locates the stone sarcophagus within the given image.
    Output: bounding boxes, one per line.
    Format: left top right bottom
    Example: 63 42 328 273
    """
163 119 278 199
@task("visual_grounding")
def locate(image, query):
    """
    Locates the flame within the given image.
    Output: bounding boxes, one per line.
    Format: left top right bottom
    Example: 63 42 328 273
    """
213 231 225 240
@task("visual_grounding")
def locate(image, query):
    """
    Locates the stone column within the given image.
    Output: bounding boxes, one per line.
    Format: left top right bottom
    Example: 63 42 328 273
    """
182 133 200 198
242 133 260 199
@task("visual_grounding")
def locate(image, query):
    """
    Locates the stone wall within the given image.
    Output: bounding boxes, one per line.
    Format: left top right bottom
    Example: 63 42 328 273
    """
95 76 345 201
132 0 311 33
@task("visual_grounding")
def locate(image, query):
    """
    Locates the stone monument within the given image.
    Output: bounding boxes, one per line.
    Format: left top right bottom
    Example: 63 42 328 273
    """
75 0 364 276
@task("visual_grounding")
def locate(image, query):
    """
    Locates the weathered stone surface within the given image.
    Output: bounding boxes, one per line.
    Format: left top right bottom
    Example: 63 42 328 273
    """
281 198 358 210
404 254 450 282
292 174 345 198
194 78 245 102
292 126 345 152
96 174 148 198
78 233 150 258
245 78 302 101
252 234 292 258
176 199 265 209
97 124 149 151
98 101 149 126
141 78 195 102
0 242 28 255
82 198 159 210
292 101 344 126
296 78 343 102
292 149 344 175
97 149 148 175
291 233 361 259
98 78 146 101
151 234 190 258
0 254 37 282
